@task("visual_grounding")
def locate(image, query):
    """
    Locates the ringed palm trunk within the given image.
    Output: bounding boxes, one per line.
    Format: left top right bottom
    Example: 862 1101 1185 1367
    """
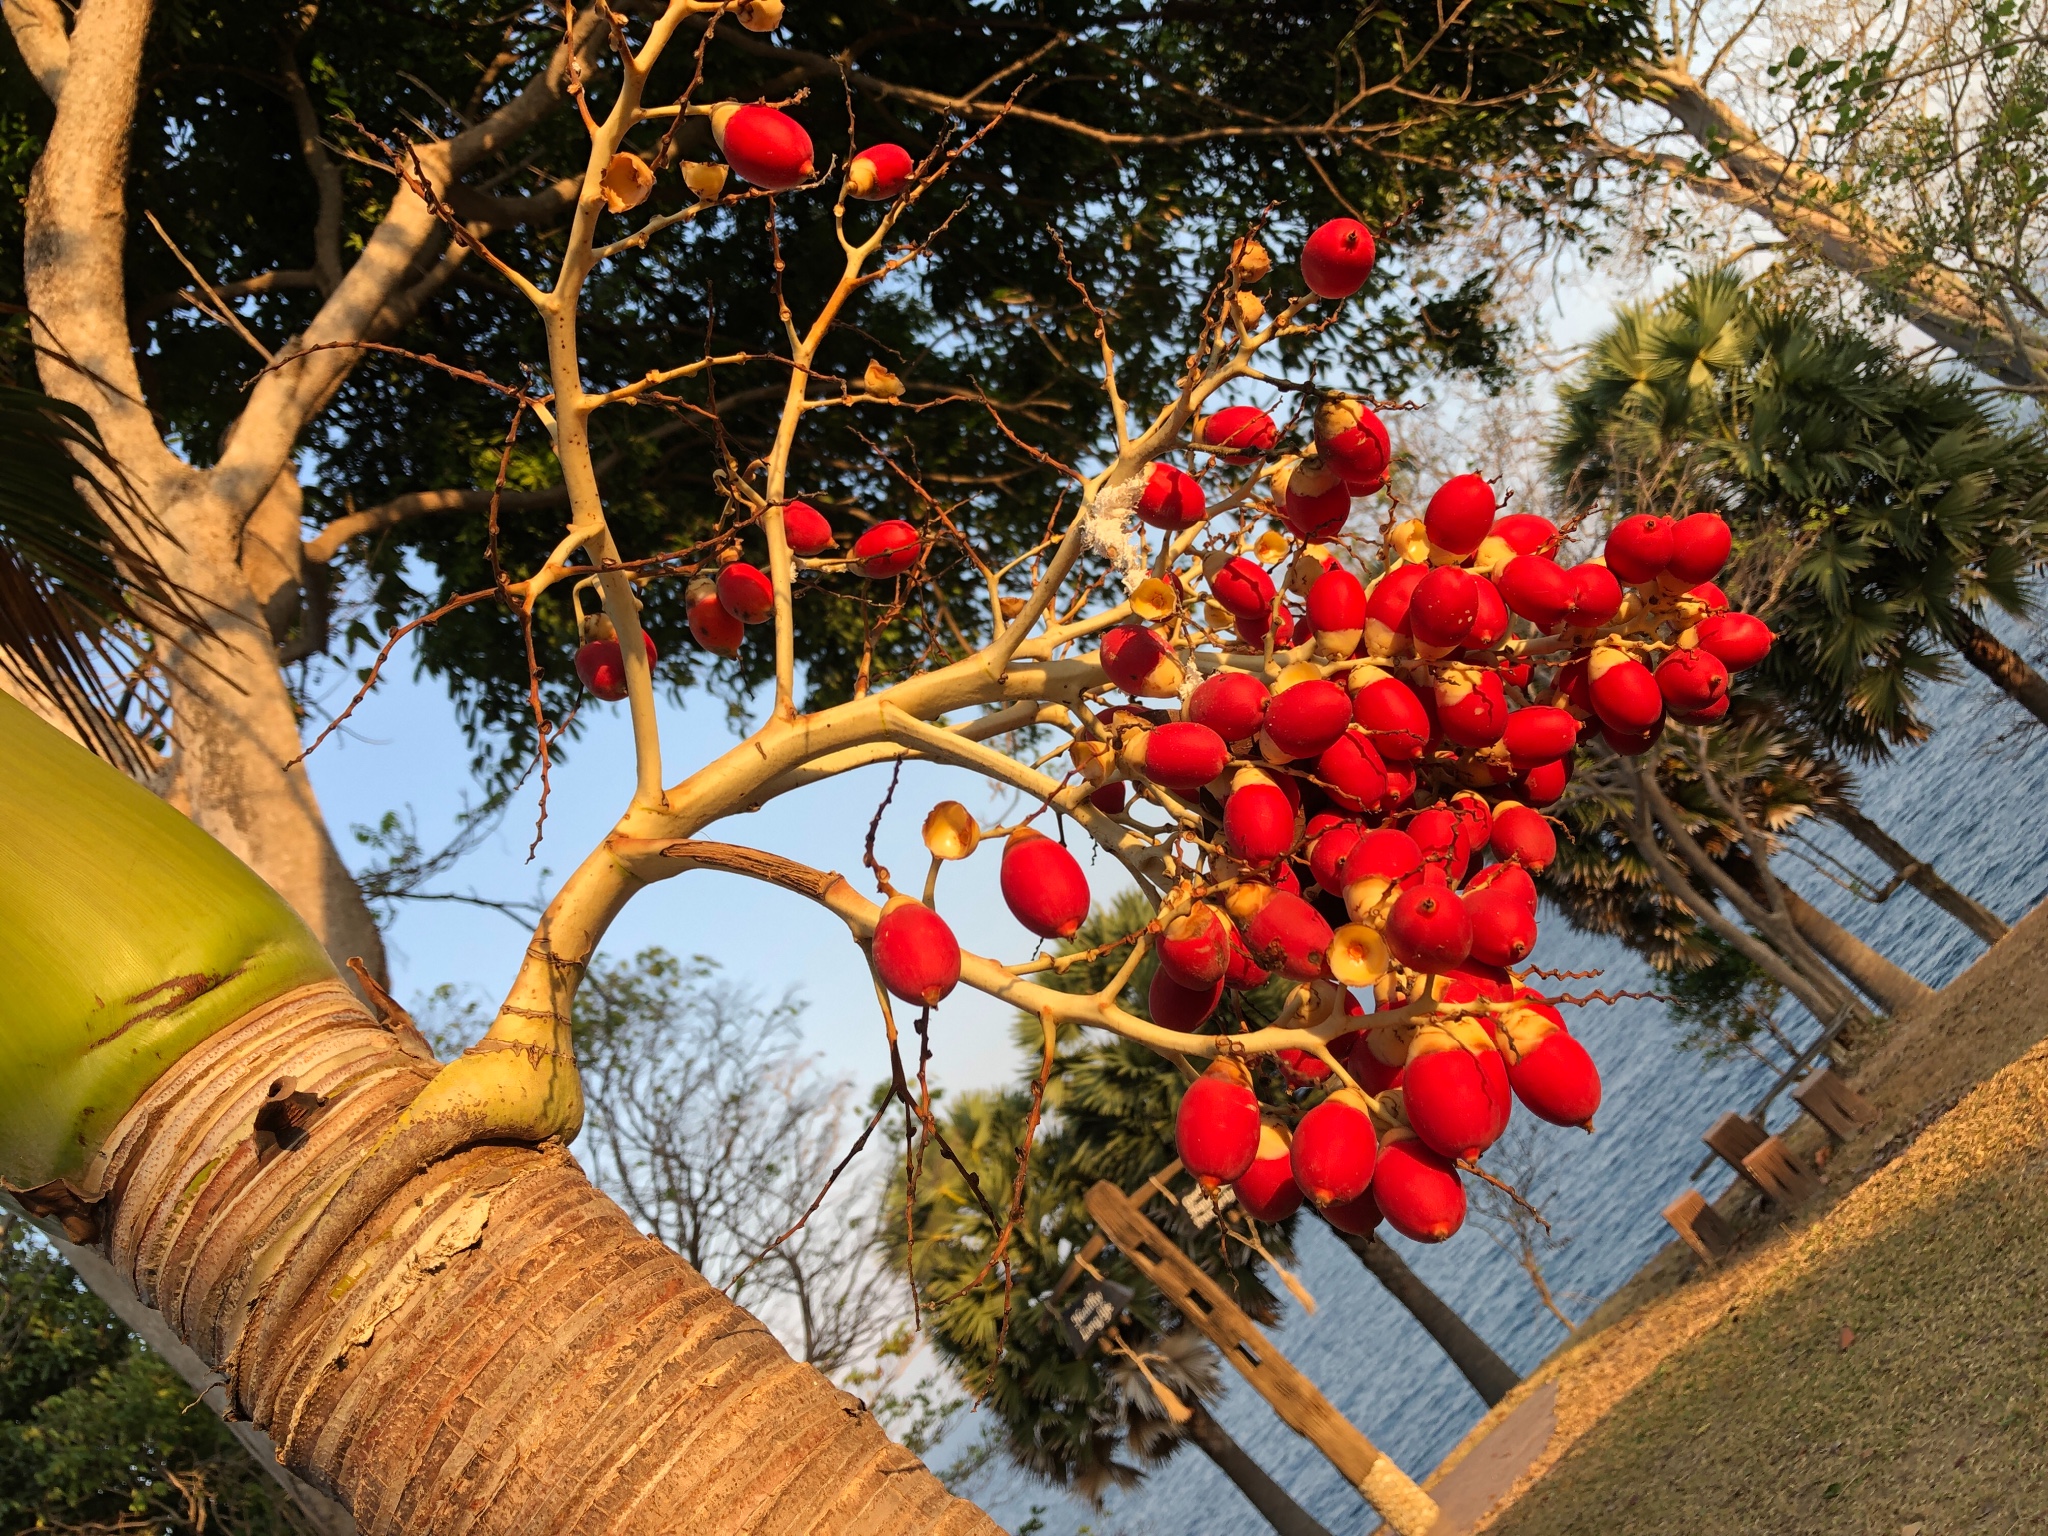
0 699 990 1535
1950 612 2048 729
1328 1227 1519 1407
1183 1402 1334 1536
1824 802 2008 946
1781 888 1935 1016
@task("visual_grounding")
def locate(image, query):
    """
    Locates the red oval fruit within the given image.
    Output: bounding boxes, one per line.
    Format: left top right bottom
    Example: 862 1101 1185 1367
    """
999 827 1089 940
1300 218 1377 299
850 519 919 577
1102 624 1180 698
1188 670 1270 741
1409 566 1479 649
1224 781 1297 864
1564 563 1624 629
1605 513 1674 585
1089 781 1128 815
1588 652 1664 733
1210 557 1277 621
1602 720 1662 756
1448 792 1493 863
1498 554 1574 629
578 630 662 697
713 103 815 190
1466 883 1538 967
1465 576 1510 650
1353 676 1430 760
1289 1089 1377 1206
1346 1028 1407 1095
1245 890 1334 981
1489 805 1557 870
1492 513 1559 556
1520 756 1570 807
1264 678 1353 759
1233 1122 1305 1223
1307 563 1367 652
1365 563 1427 636
1403 1024 1508 1159
1406 806 1463 876
1372 1135 1466 1242
781 500 835 553
1197 404 1279 463
1676 695 1731 726
1503 706 1578 765
1656 646 1730 713
1321 1186 1384 1235
1688 580 1732 613
1385 886 1472 971
1345 826 1425 886
1279 460 1352 539
1465 860 1538 914
1437 669 1508 749
1150 966 1225 1031
1175 1062 1261 1184
1380 765 1417 813
1137 720 1230 793
1309 819 1365 895
1316 729 1388 814
1696 612 1774 671
1137 461 1207 531
1501 1015 1601 1129
1224 924 1270 988
716 561 774 624
1314 398 1391 490
1668 512 1732 583
1159 903 1231 989
847 142 914 200
1424 474 1497 556
873 896 961 1006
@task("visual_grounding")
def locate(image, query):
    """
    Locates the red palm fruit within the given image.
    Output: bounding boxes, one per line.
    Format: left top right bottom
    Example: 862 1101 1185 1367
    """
1210 556 1277 620
781 500 835 553
1437 962 1512 1006
1346 1029 1406 1094
1409 565 1480 648
1587 650 1664 733
1372 1133 1466 1242
1448 792 1493 864
1424 474 1497 556
1224 923 1270 988
1489 804 1557 870
1224 780 1297 864
1552 656 1591 714
1134 720 1230 793
1175 1060 1261 1185
1321 1186 1384 1235
1696 612 1774 671
1465 576 1510 650
716 561 774 624
1602 720 1662 756
1656 646 1731 713
1668 512 1732 583
1316 729 1387 814
1314 397 1392 490
1137 461 1207 531
1279 459 1352 539
872 895 961 1006
846 142 915 199
1563 563 1624 628
1520 756 1570 806
685 581 741 660
1406 807 1463 877
1353 676 1430 760
850 518 920 577
1503 706 1579 765
1365 563 1428 635
1289 1088 1378 1206
1677 695 1731 726
999 827 1089 940
1196 404 1278 463
1188 670 1270 741
1498 554 1574 629
1277 1047 1332 1088
1688 580 1732 613
1300 218 1378 299
578 629 662 697
1385 884 1472 971
1245 890 1334 980
1150 966 1225 1031
1605 513 1674 584
1466 883 1538 967
1159 903 1231 988
1101 624 1183 698
1499 1005 1601 1128
1403 1020 1509 1159
1380 764 1417 813
1493 512 1560 556
1308 564 1367 655
1308 818 1364 896
711 103 815 190
1233 1121 1305 1222
1464 860 1537 914
1089 781 1128 815
1264 678 1352 758
1438 668 1509 749
1344 826 1425 886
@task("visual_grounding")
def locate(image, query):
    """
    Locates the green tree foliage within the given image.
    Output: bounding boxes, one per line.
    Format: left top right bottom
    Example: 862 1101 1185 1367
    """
0 1217 296 1535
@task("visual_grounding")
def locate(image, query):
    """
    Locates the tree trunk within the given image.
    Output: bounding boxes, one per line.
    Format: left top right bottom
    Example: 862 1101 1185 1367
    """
81 981 994 1536
1183 1401 1335 1536
1328 1228 1519 1408
1824 802 2008 945
1952 612 2048 728
1782 888 1935 1017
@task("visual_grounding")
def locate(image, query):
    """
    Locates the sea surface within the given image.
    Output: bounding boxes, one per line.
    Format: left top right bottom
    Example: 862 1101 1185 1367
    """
947 636 2048 1535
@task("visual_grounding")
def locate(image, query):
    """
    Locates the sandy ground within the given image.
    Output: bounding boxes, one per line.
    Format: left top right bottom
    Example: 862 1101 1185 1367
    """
1421 899 2048 1536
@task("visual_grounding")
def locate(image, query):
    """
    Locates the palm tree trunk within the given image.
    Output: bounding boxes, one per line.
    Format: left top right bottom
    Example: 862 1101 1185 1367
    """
1328 1228 1519 1408
1952 612 2048 727
1825 802 2008 945
85 982 994 1536
1782 888 1935 1016
1183 1401 1335 1536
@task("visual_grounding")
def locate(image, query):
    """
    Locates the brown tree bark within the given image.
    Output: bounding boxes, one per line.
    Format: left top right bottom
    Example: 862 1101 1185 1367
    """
1952 613 2048 728
1782 888 1935 1017
1183 1402 1335 1536
1824 802 2008 946
1327 1227 1520 1408
86 979 994 1535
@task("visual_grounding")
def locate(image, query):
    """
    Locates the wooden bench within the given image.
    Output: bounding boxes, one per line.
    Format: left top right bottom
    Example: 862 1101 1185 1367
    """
1663 1189 1736 1266
1741 1135 1821 1207
1791 1066 1877 1141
